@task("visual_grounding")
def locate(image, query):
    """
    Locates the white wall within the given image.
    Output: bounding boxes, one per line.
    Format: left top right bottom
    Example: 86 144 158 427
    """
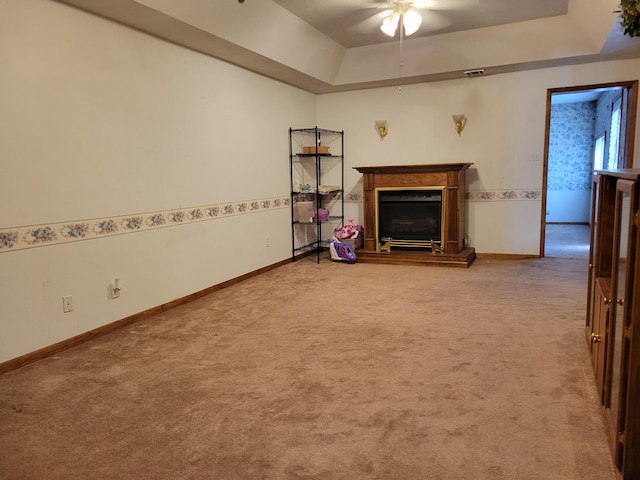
547 190 591 223
317 59 640 254
0 0 316 363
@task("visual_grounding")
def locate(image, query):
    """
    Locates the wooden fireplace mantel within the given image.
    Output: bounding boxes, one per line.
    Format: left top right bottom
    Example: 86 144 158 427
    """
353 163 475 267
353 163 472 175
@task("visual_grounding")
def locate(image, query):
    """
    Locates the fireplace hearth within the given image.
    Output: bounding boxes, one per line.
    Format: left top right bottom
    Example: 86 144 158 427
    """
353 163 475 267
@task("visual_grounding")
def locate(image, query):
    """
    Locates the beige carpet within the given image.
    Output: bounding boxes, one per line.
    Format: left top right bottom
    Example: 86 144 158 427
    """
0 252 616 479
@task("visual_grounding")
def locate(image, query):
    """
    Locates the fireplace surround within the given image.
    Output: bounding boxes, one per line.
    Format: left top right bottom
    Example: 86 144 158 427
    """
353 163 475 267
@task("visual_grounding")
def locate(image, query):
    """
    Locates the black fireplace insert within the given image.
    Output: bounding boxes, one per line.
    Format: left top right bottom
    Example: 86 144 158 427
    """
377 189 443 246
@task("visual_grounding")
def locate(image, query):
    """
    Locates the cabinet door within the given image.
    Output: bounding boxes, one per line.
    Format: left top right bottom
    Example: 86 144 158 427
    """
592 278 610 398
588 175 617 344
622 208 640 479
586 176 599 344
605 182 630 457
608 180 640 476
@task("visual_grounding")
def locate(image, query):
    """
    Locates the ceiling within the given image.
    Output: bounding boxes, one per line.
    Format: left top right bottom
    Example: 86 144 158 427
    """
271 0 570 48
551 89 615 104
56 0 640 94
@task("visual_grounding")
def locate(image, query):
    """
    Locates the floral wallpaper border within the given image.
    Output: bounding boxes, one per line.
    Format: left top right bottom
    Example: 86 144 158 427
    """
465 189 542 201
0 196 290 253
1 189 541 253
345 189 542 202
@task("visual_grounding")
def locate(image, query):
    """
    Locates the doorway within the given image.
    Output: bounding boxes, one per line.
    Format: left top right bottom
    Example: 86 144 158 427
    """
540 81 638 257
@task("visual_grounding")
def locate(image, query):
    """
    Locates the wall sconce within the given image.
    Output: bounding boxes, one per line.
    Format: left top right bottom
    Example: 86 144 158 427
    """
452 114 467 136
375 120 389 141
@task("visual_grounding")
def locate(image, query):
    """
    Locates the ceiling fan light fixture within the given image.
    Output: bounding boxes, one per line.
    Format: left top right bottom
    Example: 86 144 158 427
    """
381 12 400 36
403 9 422 35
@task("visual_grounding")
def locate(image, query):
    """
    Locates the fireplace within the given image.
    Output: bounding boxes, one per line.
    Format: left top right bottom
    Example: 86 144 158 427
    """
353 163 475 267
377 188 443 247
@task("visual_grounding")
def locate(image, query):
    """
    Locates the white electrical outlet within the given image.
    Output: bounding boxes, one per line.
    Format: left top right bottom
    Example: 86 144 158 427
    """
62 296 73 313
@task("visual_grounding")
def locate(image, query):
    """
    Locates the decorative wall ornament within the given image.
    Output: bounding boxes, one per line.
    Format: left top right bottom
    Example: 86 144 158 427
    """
0 195 290 253
452 114 467 136
375 120 388 141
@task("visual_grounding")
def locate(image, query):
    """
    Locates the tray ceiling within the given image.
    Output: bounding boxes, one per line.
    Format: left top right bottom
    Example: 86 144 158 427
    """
57 0 640 93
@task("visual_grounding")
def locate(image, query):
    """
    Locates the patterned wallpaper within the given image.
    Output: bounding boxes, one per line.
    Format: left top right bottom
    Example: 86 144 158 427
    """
595 91 618 139
547 102 596 191
0 196 290 253
1 188 541 253
345 190 541 202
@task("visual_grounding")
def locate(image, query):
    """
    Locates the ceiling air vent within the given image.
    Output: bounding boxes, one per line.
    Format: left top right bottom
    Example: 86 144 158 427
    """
463 69 485 78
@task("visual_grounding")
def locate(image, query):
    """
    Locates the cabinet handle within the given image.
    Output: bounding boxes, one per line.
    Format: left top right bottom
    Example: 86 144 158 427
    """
617 298 624 306
603 297 612 305
592 333 601 343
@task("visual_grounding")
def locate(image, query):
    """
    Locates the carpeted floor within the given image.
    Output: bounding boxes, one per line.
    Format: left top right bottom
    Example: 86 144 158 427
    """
0 228 616 479
545 223 590 260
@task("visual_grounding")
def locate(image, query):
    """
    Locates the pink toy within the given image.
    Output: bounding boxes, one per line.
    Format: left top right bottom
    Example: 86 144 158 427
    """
341 219 363 239
316 208 330 223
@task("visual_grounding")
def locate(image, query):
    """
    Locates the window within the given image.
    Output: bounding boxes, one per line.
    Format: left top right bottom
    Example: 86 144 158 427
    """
607 98 622 169
594 134 605 171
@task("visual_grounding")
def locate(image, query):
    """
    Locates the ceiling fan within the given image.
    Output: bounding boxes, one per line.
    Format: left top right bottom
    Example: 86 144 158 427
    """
375 0 475 38
380 0 428 36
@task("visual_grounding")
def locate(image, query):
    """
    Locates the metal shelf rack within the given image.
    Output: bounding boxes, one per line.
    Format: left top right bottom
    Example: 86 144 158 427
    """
289 127 344 263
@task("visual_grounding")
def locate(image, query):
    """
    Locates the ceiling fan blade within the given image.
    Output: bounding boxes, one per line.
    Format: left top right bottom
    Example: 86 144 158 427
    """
418 0 479 11
420 10 452 32
350 11 391 34
371 0 478 13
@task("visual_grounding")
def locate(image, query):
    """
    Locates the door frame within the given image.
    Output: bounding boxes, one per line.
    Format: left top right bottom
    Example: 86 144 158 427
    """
540 80 639 256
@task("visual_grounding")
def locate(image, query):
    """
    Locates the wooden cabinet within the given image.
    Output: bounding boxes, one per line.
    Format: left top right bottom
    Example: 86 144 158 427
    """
587 169 640 478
